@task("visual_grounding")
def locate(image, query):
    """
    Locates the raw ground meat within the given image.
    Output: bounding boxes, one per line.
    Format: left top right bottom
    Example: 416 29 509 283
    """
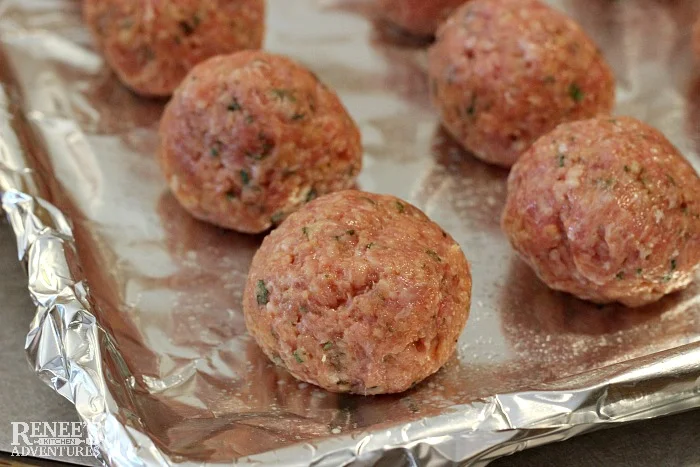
502 116 700 307
243 190 472 394
428 0 615 167
378 0 468 37
83 0 265 96
158 51 363 233
694 15 700 58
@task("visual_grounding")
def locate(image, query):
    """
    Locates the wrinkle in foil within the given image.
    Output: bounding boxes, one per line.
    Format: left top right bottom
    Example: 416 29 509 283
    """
0 0 699 466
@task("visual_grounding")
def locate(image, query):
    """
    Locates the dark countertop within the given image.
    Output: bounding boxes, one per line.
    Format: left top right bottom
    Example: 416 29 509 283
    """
0 221 698 467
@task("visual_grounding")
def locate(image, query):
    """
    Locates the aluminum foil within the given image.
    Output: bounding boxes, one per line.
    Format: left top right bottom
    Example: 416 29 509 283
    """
1 0 700 465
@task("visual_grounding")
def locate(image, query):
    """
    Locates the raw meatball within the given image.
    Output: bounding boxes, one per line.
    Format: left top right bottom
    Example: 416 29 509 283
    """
158 51 363 233
501 116 700 307
428 0 615 167
378 0 468 37
83 0 265 96
243 190 472 394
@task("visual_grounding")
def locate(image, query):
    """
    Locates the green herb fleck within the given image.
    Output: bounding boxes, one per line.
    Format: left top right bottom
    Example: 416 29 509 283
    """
568 83 584 103
240 170 250 185
245 133 274 160
667 174 677 186
681 205 689 215
662 274 672 283
256 280 269 305
300 305 308 313
210 143 221 157
426 249 442 262
671 259 677 271
366 243 374 249
395 201 405 213
636 268 643 276
227 97 242 112
322 342 333 351
141 46 155 61
361 196 377 205
178 19 196 35
271 88 297 102
346 229 356 235
245 115 254 124
467 94 477 117
192 13 201 27
616 271 625 280
557 153 566 167
544 75 556 84
305 187 318 203
291 113 306 121
293 350 304 363
624 165 630 173
406 399 420 413
270 212 285 225
261 134 274 156
225 191 236 200
302 226 309 239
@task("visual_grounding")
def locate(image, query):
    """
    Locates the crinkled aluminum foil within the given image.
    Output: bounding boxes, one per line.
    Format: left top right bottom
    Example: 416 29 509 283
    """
1 0 700 466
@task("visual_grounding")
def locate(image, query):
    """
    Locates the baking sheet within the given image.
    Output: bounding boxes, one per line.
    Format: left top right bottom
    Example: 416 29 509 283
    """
1 0 700 465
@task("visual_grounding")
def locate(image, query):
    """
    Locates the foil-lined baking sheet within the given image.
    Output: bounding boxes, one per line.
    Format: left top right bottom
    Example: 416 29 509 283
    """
1 0 700 465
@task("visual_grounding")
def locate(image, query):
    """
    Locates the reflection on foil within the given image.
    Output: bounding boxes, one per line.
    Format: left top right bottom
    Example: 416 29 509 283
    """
0 0 700 466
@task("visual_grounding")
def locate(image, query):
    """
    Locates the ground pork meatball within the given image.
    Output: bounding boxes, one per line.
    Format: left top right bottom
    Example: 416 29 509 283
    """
502 116 700 307
83 0 265 97
428 0 615 167
158 51 363 233
378 0 468 37
243 190 472 394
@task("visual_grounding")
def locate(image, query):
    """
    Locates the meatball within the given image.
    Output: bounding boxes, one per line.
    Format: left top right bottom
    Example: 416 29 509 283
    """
158 51 363 233
243 190 472 394
83 0 265 97
501 116 700 307
428 0 615 167
378 0 468 38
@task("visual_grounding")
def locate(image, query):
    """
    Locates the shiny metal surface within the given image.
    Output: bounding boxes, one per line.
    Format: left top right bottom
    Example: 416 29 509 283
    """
0 221 101 467
0 0 699 465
